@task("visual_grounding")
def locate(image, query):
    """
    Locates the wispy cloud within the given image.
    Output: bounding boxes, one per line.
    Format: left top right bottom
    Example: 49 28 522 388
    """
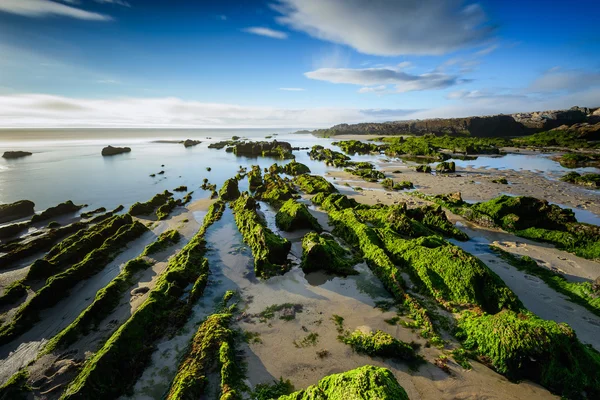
272 0 493 56
475 43 499 56
279 87 305 91
243 27 288 39
96 79 120 84
0 94 420 128
0 0 112 20
529 68 600 93
305 66 467 92
93 0 131 7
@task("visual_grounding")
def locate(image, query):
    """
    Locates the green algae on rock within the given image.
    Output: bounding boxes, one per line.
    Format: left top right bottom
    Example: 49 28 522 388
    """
311 192 361 212
60 201 226 400
294 174 337 194
340 329 421 363
457 310 600 399
233 140 294 159
129 190 173 216
275 199 322 232
308 145 350 167
277 365 409 400
0 200 35 224
415 165 432 173
560 172 600 188
300 232 357 275
0 219 148 345
232 195 291 279
219 178 241 201
255 173 296 206
31 200 84 223
436 161 456 173
333 140 381 155
248 165 263 190
380 231 521 313
143 229 181 256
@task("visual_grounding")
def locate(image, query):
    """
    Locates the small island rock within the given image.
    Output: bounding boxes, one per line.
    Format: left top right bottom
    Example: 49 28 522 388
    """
2 151 32 159
101 146 131 156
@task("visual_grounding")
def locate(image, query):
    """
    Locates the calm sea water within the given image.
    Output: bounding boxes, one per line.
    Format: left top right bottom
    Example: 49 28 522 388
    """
0 129 597 222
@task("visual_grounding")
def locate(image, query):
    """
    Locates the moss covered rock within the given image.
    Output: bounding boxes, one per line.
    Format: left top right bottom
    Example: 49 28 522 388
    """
31 200 84 223
415 165 432 173
458 310 600 399
275 200 322 232
278 365 408 400
232 195 291 278
219 178 241 201
256 174 296 206
341 329 420 362
311 192 360 212
436 161 456 173
248 165 263 190
129 190 173 216
294 174 337 194
381 231 521 313
301 232 357 275
0 200 35 224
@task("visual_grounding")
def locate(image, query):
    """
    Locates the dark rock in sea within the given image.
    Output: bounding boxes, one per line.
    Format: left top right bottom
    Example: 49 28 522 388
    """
31 200 84 223
183 139 201 147
101 146 131 156
0 200 35 224
2 151 32 159
158 171 165 175
173 185 188 192
150 174 156 177
0 221 29 239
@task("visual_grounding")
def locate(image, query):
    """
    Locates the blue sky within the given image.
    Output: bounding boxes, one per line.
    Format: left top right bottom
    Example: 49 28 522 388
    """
0 0 599 128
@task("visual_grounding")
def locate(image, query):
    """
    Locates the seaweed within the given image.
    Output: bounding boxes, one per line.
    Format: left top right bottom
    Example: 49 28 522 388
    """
142 229 181 256
300 232 357 275
457 310 600 399
255 174 296 206
277 365 409 400
560 172 600 188
31 200 84 223
491 246 600 318
275 199 322 232
380 231 521 313
219 178 241 201
340 329 422 364
231 195 291 279
129 190 173 216
294 174 337 194
250 378 294 400
60 201 225 399
0 220 148 345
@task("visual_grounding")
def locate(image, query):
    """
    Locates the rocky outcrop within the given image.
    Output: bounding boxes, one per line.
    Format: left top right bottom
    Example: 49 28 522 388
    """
101 146 131 156
31 200 84 223
2 151 32 159
0 200 35 223
313 106 600 138
183 139 201 147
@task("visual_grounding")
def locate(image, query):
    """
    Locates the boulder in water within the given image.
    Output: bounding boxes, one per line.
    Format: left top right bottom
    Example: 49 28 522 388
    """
101 146 131 156
0 200 35 223
2 151 32 159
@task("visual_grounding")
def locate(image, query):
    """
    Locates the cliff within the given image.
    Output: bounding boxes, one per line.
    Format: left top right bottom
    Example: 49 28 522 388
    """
313 106 600 138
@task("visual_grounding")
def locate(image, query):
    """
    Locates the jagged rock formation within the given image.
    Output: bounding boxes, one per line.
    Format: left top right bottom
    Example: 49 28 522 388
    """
2 151 32 159
183 139 201 147
313 106 600 138
101 146 131 156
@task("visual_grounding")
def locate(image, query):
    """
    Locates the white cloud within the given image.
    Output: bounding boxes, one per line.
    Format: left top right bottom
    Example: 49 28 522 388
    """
396 61 413 69
0 93 420 128
358 85 387 94
93 0 130 7
243 27 288 39
305 67 465 92
272 0 493 56
0 0 112 20
279 88 306 91
475 43 498 56
529 68 600 93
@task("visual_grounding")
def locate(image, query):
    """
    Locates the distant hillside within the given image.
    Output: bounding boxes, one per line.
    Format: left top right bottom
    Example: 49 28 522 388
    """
312 106 600 138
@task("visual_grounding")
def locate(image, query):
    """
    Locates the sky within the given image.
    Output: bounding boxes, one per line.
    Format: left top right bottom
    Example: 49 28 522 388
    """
0 0 599 128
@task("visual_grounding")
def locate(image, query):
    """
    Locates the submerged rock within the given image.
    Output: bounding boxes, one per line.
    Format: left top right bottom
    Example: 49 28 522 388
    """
101 145 131 156
0 200 35 223
2 151 32 159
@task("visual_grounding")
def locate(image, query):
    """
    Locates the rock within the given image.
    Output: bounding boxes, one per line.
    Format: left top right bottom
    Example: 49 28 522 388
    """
183 139 201 147
0 200 35 223
101 145 131 156
31 200 84 223
130 287 150 295
2 151 32 159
